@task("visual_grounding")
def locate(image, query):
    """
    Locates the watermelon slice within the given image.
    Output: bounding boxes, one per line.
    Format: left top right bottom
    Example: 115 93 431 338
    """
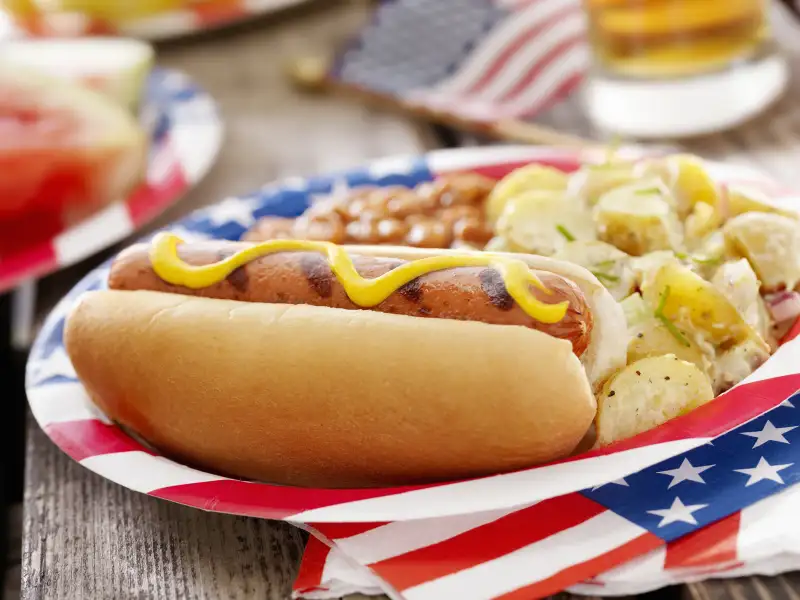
0 38 154 113
0 62 148 257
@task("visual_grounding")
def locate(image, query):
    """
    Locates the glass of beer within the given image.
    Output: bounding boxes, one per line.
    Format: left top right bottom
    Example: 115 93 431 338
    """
581 0 788 138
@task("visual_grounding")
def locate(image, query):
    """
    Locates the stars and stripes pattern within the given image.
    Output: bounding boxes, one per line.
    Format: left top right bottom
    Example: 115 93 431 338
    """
295 484 800 599
331 0 589 124
293 396 800 600
0 68 222 294
25 146 800 599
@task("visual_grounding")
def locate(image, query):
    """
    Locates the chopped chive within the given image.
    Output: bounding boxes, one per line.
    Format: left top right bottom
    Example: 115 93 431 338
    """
654 285 691 347
556 224 576 242
591 270 620 283
595 259 616 268
635 187 661 195
691 255 722 266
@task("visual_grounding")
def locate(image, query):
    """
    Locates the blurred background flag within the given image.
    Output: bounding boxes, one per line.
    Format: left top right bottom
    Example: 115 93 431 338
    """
332 0 588 120
324 0 592 142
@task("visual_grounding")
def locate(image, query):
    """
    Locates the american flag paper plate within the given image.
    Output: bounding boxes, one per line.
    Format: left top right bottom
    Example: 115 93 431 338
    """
25 146 800 535
0 67 223 294
0 0 313 41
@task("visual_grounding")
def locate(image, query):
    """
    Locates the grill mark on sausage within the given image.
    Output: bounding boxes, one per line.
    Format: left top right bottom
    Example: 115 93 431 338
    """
479 268 514 311
217 250 249 293
299 254 333 298
398 279 423 303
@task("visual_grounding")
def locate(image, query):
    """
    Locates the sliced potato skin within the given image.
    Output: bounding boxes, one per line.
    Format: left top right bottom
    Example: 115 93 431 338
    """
596 355 714 447
495 191 596 256
723 212 800 292
641 262 758 346
486 164 569 224
594 181 684 256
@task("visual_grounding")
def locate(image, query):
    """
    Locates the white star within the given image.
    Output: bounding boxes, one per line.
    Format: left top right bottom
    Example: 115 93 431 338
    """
28 347 77 386
657 459 714 489
203 197 255 228
734 457 793 487
368 155 418 179
782 399 795 408
309 178 353 206
591 478 629 491
647 497 709 527
741 420 797 448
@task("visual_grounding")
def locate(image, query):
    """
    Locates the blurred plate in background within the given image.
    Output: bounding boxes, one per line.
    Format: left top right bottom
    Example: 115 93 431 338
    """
0 0 314 41
0 67 223 293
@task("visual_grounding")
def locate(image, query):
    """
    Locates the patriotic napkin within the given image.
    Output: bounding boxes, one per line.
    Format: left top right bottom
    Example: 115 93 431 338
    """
295 482 800 598
292 388 800 599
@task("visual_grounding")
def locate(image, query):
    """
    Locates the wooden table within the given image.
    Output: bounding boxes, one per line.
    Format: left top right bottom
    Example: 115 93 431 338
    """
17 1 800 599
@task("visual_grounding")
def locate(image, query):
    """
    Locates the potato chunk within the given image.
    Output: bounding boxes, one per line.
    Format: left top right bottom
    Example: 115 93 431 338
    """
596 355 714 446
723 212 800 292
594 180 684 256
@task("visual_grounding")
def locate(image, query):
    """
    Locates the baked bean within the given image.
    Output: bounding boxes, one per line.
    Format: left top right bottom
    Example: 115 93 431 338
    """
376 218 410 243
453 217 494 245
406 221 451 248
386 194 428 219
424 174 495 208
346 219 383 244
295 214 346 244
245 174 498 250
242 217 296 242
345 197 374 221
439 206 480 229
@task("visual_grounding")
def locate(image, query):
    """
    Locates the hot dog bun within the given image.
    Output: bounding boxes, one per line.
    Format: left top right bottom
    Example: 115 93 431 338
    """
63 246 627 488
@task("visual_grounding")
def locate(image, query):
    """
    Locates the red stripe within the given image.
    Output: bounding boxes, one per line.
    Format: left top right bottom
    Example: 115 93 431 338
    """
664 512 741 569
368 494 605 591
496 35 584 103
293 535 332 594
495 533 663 600
44 419 153 462
126 165 189 227
462 7 581 96
444 157 582 181
680 561 745 577
149 479 449 521
517 71 584 119
192 0 246 27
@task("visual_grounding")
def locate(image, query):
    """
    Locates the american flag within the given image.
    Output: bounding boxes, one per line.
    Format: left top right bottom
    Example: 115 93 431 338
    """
294 390 800 600
330 0 589 124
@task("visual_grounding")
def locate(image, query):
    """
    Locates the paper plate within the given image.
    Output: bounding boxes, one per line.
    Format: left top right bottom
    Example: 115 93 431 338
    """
25 146 800 524
0 67 223 294
0 0 313 41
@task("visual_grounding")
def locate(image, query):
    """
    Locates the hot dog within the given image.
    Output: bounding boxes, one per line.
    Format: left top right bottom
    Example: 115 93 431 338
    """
64 233 628 488
107 241 594 357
